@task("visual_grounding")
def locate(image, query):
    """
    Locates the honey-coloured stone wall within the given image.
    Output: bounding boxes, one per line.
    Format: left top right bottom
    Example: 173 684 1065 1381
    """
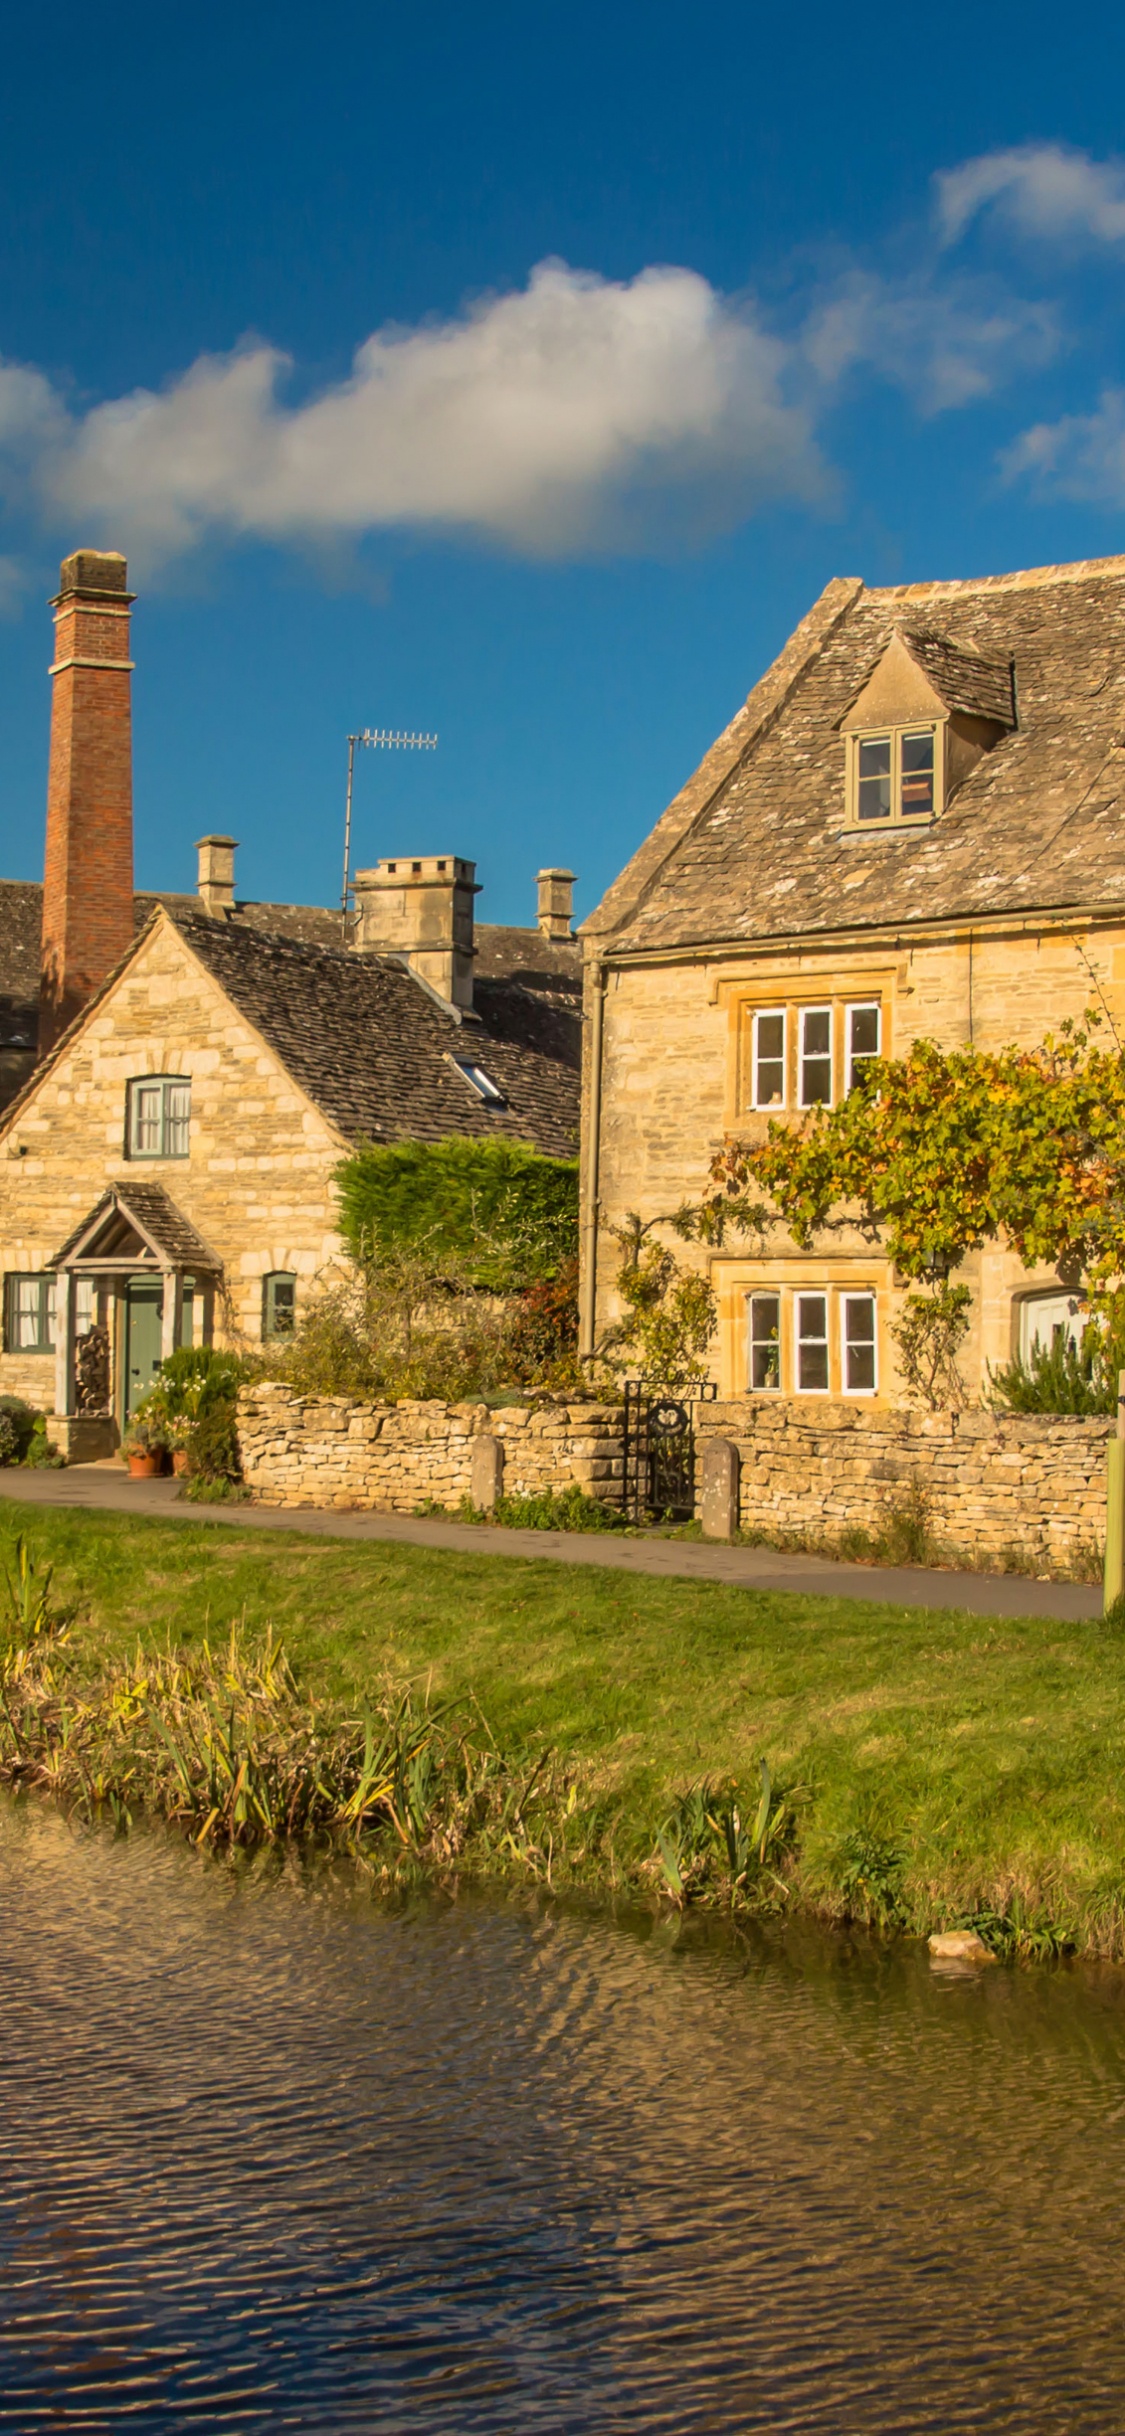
696 1400 1111 1571
237 1383 624 1511
237 1381 1110 1575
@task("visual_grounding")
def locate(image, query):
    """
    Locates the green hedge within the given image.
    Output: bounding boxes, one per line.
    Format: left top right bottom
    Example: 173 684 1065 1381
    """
336 1138 579 1290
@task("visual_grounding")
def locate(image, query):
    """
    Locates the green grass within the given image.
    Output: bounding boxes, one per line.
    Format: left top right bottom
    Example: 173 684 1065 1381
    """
2 1499 1124 1955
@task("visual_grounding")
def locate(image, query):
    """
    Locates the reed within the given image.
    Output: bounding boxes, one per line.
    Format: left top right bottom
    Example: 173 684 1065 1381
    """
0 1617 593 1878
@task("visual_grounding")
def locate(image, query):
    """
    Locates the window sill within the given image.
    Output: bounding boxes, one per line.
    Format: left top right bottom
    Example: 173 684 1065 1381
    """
837 817 937 844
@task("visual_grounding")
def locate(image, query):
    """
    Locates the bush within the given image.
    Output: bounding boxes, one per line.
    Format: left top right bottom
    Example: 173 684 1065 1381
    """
0 1396 37 1465
185 1398 242 1485
500 1257 581 1390
990 1322 1122 1416
156 1345 246 1409
24 1416 64 1469
134 1345 249 1481
336 1137 579 1290
270 1254 534 1404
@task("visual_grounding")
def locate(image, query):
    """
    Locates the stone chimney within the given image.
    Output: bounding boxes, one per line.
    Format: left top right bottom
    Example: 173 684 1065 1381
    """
39 548 135 1053
536 868 575 938
352 854 478 1010
196 834 238 916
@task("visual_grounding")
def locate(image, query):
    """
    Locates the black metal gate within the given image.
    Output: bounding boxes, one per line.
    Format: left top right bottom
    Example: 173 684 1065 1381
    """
622 1380 716 1523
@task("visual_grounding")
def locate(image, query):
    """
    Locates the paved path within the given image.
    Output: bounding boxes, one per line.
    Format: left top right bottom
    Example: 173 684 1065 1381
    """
0 1461 1102 1621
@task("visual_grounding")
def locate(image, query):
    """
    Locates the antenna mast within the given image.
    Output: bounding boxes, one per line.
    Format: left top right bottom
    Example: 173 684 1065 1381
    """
341 727 438 942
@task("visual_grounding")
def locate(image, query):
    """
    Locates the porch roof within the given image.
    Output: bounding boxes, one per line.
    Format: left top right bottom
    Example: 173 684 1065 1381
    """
51 1182 220 1273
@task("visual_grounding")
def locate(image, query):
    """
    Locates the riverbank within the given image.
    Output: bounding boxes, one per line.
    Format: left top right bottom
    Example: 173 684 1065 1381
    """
3 1497 1125 1958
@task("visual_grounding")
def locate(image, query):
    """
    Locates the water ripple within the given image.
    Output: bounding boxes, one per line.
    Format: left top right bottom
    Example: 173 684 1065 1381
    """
3 1801 1125 2430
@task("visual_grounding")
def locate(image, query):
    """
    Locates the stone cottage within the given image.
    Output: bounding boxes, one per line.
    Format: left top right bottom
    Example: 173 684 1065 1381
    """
0 550 580 1452
579 554 1125 1406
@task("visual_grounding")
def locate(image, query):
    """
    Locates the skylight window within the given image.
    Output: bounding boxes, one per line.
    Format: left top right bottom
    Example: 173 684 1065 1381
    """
453 1058 507 1107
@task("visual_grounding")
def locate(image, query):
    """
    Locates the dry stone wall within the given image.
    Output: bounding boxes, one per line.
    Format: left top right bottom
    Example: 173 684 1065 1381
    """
237 1383 624 1511
695 1401 1111 1570
238 1381 1110 1572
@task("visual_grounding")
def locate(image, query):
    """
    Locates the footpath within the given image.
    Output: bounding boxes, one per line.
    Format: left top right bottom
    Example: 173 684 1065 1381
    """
0 1460 1102 1622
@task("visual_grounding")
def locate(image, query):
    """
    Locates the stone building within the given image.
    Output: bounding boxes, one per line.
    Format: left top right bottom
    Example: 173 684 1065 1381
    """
0 551 579 1452
579 554 1125 1406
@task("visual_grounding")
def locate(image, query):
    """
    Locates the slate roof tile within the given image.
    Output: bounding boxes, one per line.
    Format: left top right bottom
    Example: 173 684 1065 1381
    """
0 881 580 1132
176 916 580 1157
588 556 1125 954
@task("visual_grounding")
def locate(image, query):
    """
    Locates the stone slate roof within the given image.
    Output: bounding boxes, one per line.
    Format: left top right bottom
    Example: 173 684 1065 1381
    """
176 915 580 1157
0 881 41 1051
889 630 1017 729
0 881 580 1118
52 1181 220 1271
585 554 1125 954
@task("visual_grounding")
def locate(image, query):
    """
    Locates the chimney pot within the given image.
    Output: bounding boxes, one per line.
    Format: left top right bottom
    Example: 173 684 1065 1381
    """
39 547 136 1054
536 868 575 938
196 834 238 917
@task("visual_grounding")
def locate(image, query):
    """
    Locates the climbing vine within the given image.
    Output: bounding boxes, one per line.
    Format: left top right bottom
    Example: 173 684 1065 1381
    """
701 1014 1125 1310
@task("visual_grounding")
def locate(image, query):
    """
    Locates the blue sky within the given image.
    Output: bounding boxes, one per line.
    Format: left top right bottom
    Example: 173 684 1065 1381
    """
2 0 1125 925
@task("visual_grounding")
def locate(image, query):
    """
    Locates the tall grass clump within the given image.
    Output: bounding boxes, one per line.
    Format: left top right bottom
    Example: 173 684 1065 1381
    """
0 1622 587 1875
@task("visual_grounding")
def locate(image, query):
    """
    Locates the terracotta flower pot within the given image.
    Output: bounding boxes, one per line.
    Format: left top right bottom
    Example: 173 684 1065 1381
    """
172 1449 190 1478
128 1451 161 1479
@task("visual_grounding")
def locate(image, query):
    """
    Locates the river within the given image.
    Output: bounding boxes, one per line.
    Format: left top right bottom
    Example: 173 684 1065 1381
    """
2 1797 1125 2431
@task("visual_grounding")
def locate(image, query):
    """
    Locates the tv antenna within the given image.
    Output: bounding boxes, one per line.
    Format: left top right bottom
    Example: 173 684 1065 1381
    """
340 727 438 941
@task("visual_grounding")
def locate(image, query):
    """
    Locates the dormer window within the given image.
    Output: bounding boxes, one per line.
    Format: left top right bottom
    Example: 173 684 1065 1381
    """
839 628 1016 835
853 726 939 827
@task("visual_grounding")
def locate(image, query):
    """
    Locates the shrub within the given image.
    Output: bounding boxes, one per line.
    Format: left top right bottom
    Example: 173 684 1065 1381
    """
500 1257 581 1390
24 1421 65 1470
185 1398 242 1485
990 1324 1117 1416
0 1396 37 1465
336 1137 579 1290
270 1254 533 1404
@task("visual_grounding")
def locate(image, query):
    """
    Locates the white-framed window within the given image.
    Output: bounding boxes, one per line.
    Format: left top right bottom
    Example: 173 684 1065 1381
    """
752 1009 786 1109
3 1273 54 1353
127 1076 191 1159
842 1293 877 1393
747 997 884 1115
796 1293 830 1392
75 1278 95 1336
850 726 939 827
748 1292 781 1391
1018 1292 1082 1365
745 1284 880 1397
846 1002 881 1090
799 1007 832 1107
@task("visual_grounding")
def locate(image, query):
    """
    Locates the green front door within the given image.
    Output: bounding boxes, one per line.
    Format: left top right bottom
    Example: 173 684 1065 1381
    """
124 1280 164 1421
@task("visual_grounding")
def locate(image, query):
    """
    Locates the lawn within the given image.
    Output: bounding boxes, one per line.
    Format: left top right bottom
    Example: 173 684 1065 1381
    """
4 1498 1125 1954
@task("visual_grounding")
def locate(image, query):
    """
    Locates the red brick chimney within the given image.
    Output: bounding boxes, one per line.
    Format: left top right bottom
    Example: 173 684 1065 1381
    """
39 548 135 1054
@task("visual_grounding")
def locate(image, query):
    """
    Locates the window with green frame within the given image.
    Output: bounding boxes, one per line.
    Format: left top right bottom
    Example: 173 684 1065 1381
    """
4 1274 55 1353
262 1272 296 1339
127 1076 191 1159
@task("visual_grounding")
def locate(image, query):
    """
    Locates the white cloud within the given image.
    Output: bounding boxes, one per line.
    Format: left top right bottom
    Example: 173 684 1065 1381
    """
23 261 821 569
937 142 1125 249
802 267 1057 412
0 196 1090 579
1002 387 1125 504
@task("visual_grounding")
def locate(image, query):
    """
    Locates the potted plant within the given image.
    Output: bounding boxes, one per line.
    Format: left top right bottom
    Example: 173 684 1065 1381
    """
123 1415 170 1478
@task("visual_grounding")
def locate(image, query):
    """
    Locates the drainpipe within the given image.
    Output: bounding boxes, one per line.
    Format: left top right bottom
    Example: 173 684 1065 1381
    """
579 958 606 1359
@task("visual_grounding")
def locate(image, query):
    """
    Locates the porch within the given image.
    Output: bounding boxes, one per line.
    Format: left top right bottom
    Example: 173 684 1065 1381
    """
49 1182 221 1457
